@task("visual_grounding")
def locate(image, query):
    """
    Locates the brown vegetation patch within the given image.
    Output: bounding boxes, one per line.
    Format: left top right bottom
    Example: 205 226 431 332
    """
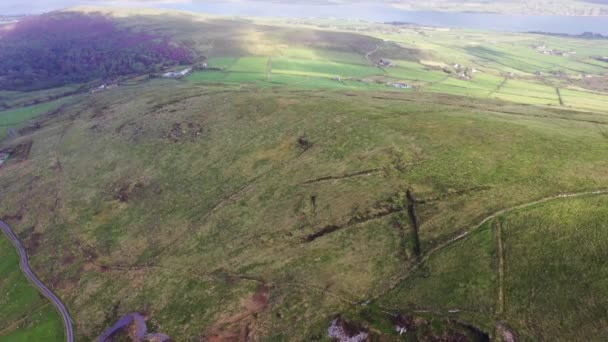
90 104 111 119
276 98 299 109
111 181 161 203
574 75 608 93
89 124 101 133
205 285 270 342
114 121 144 140
166 122 203 142
296 136 313 152
392 314 416 332
415 186 492 204
61 250 76 266
24 231 43 255
0 212 23 224
17 122 42 135
0 140 33 162
114 182 143 202
148 93 203 113
81 243 99 262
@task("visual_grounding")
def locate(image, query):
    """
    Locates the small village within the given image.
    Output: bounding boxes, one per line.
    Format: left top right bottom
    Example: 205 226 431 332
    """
532 44 576 57
595 56 608 63
445 63 478 80
90 82 118 94
162 67 194 78
90 63 206 95
388 82 412 89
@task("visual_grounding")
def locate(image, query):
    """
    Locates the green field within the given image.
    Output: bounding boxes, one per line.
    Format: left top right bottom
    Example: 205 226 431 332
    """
381 194 608 341
173 17 608 113
0 97 76 140
0 84 81 109
0 236 63 341
1 8 608 341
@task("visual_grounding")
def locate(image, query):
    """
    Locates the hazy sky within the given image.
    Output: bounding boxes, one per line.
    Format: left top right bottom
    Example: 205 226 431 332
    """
0 0 377 14
0 0 199 14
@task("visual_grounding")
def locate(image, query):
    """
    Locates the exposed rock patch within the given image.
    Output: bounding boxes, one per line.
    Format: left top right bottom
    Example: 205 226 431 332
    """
327 316 369 342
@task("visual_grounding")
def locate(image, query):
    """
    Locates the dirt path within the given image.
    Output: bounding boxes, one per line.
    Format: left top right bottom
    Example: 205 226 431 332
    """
52 152 65 224
495 221 505 315
365 44 380 65
369 189 608 302
0 220 74 342
489 77 508 97
425 74 450 88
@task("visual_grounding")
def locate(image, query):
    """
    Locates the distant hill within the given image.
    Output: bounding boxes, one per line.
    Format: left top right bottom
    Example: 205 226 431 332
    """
0 12 195 91
388 0 608 15
260 0 608 15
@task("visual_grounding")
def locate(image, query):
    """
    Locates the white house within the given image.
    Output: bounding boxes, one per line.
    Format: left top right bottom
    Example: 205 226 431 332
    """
162 68 192 78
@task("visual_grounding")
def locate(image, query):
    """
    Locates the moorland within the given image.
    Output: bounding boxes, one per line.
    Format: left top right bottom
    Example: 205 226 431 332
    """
1 7 608 341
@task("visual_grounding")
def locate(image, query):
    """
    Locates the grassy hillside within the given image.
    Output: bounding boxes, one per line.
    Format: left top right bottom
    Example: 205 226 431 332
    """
1 9 608 341
2 79 608 339
381 194 608 341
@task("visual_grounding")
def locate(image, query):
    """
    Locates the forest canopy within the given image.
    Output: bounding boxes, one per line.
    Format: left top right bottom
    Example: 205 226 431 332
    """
0 12 195 91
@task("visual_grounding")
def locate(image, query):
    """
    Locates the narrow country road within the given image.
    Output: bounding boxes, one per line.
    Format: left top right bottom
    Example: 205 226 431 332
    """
0 220 74 342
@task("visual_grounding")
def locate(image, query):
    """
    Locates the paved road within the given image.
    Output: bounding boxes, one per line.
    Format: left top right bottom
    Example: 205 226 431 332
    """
0 220 74 342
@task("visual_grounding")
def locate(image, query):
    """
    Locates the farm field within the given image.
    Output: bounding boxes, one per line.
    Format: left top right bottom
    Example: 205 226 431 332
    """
0 97 77 140
1 7 608 341
169 15 608 113
0 235 64 341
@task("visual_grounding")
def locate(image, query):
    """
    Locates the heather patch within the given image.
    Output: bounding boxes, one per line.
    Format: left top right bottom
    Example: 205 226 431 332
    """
0 12 195 91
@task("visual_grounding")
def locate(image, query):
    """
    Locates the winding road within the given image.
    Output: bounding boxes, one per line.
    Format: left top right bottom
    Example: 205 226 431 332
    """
0 220 74 342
